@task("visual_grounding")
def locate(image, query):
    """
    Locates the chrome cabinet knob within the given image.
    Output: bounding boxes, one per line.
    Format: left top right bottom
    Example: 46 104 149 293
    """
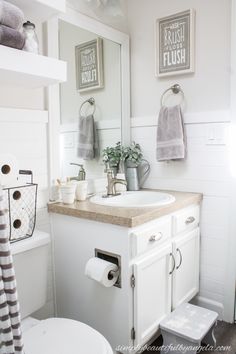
149 232 163 242
185 216 195 224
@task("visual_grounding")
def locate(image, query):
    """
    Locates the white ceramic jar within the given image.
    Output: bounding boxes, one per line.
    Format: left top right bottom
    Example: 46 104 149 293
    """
60 184 76 204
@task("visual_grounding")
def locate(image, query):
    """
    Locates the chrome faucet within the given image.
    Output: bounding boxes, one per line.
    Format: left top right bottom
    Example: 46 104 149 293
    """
69 163 86 181
104 169 127 198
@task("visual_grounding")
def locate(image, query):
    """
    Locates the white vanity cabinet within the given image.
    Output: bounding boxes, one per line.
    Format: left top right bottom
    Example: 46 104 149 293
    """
130 205 200 349
50 202 200 354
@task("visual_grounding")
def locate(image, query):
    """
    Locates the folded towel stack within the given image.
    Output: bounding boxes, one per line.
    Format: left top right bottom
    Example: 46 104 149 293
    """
0 0 25 50
156 105 186 161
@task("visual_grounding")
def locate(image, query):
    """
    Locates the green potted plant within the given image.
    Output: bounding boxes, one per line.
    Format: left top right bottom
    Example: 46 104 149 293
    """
124 142 143 168
102 142 124 175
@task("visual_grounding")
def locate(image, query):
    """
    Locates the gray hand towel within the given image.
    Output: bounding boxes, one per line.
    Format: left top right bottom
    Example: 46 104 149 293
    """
156 105 186 161
0 0 24 30
78 114 99 160
0 24 25 49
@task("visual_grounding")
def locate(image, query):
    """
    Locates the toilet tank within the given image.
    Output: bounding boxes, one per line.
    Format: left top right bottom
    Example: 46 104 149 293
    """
11 230 51 319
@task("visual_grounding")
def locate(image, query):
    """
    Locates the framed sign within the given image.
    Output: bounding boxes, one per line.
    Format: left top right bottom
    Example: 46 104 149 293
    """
75 38 104 92
156 9 195 77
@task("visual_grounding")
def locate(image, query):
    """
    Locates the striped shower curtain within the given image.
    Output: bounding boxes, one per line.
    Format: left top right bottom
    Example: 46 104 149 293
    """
0 186 23 354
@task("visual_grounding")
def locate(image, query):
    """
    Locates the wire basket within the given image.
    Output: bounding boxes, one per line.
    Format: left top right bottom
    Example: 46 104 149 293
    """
3 170 38 243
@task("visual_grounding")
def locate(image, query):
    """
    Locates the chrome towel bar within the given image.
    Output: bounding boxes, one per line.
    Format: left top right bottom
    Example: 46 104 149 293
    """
79 97 96 116
161 84 185 107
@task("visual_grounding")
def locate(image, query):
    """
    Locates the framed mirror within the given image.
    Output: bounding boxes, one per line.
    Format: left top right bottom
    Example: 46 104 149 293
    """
47 7 130 185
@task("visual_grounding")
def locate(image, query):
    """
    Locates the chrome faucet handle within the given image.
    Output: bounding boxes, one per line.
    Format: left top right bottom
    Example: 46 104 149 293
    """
113 178 127 196
106 169 115 196
70 162 83 168
70 163 86 181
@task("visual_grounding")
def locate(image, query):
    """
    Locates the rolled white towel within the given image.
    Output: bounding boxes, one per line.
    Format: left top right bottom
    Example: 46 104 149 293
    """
0 0 24 30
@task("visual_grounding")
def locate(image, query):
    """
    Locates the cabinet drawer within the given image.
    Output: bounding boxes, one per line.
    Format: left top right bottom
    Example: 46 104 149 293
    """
131 216 171 257
173 205 200 235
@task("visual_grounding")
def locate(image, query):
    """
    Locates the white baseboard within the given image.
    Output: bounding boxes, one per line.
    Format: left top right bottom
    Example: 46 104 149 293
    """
191 295 224 320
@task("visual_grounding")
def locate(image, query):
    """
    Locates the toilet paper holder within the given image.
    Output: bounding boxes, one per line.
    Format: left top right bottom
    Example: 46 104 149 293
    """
108 268 120 280
95 248 121 288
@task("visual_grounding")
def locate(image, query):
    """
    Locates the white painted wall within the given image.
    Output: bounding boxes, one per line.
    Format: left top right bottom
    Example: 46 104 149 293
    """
127 0 233 321
128 0 231 117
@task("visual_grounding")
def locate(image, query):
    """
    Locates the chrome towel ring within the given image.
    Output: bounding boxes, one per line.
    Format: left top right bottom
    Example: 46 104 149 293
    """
79 97 96 116
161 84 185 107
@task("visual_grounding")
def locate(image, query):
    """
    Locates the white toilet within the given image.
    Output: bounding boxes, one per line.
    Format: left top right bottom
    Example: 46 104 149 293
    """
11 230 113 354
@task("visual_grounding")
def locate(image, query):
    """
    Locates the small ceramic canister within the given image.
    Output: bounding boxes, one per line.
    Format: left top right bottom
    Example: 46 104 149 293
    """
60 184 76 204
76 181 88 201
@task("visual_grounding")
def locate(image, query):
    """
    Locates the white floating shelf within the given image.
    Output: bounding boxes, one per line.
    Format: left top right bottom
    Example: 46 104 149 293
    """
8 0 66 22
0 45 67 89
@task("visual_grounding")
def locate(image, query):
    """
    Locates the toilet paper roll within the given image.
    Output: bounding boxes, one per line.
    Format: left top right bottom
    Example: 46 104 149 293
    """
0 154 19 187
10 209 30 240
85 257 119 287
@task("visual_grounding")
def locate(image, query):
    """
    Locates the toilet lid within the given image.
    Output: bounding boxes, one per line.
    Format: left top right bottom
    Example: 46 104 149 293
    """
23 318 113 354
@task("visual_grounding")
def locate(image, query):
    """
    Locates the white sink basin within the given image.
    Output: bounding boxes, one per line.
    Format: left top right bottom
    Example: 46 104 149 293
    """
90 191 175 208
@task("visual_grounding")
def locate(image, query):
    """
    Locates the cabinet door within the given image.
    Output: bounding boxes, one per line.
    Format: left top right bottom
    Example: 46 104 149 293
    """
133 243 172 347
172 228 200 309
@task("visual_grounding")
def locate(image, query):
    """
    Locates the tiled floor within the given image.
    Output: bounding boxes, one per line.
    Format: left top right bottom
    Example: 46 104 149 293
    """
143 321 236 354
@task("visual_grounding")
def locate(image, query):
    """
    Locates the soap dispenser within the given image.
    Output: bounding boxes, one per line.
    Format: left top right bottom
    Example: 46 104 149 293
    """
70 163 86 181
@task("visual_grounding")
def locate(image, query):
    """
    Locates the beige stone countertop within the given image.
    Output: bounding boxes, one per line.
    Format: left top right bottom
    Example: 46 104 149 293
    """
48 189 203 228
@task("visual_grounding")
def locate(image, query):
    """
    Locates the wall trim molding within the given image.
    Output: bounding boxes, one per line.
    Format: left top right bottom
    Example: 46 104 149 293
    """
60 119 121 133
0 107 48 123
131 110 231 128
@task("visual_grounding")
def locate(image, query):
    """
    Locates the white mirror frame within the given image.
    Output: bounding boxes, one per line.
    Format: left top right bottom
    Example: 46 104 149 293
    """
46 7 130 183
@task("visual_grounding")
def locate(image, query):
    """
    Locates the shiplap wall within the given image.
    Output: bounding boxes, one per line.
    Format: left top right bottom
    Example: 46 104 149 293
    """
131 115 231 318
0 111 54 319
